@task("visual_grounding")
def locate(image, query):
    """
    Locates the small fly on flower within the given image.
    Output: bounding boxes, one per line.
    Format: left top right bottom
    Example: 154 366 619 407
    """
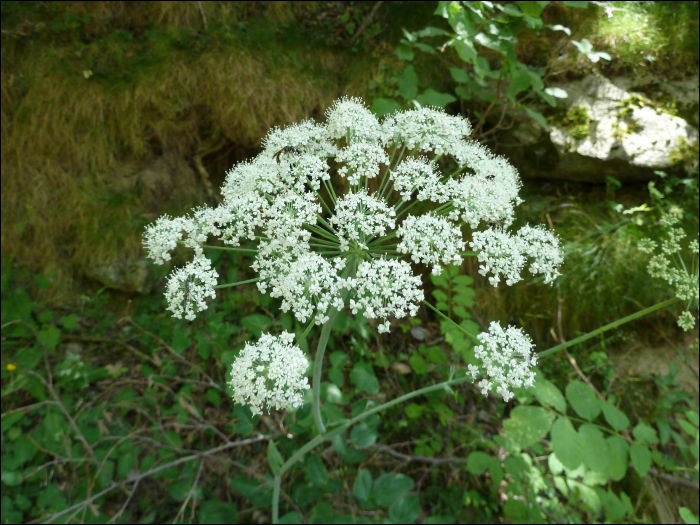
273 146 300 164
183 276 191 317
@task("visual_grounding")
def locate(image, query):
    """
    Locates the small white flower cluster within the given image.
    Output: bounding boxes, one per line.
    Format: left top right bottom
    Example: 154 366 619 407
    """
390 157 445 202
228 332 310 416
470 225 562 286
382 106 472 155
350 259 424 333
330 190 396 251
336 141 389 185
639 225 698 330
164 256 218 320
397 213 465 275
468 322 537 403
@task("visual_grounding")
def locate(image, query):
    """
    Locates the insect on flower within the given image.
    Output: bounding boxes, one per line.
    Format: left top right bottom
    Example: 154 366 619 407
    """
273 146 300 164
183 275 191 316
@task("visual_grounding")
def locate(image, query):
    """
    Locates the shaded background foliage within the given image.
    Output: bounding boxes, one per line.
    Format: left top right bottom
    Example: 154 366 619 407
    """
1 1 698 524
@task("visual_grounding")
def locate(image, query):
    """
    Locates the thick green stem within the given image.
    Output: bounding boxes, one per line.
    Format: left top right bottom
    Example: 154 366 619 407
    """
537 297 680 357
311 260 357 436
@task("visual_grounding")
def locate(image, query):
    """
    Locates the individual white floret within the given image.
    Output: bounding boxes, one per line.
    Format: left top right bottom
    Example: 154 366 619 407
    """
336 141 388 186
349 259 424 333
330 190 396 251
262 119 337 160
467 322 537 402
382 106 472 157
164 256 218 320
397 213 465 275
143 215 192 265
390 156 446 202
228 332 310 416
325 97 383 143
516 225 563 285
265 251 347 325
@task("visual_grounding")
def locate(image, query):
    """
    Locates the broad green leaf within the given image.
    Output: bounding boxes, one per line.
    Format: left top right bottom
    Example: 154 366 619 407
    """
565 381 601 421
551 418 584 470
467 451 492 475
449 67 471 83
389 494 420 523
633 423 659 445
396 44 414 61
279 511 302 524
524 107 549 130
39 325 61 351
507 68 532 102
60 314 78 330
328 367 344 388
686 410 699 427
454 39 476 62
503 406 554 448
240 314 272 337
353 469 373 501
351 423 378 449
532 376 566 413
630 444 652 477
398 65 419 100
305 455 328 486
417 27 449 37
568 480 601 513
599 398 629 431
118 451 136 479
231 476 258 498
169 478 202 501
677 418 699 439
372 473 414 506
416 89 457 108
329 351 348 368
490 458 504 486
350 362 379 394
680 507 700 525
405 403 423 419
371 98 402 118
415 42 435 54
198 500 238 524
606 436 629 481
579 424 610 473
657 417 671 445
267 441 283 476
409 353 428 374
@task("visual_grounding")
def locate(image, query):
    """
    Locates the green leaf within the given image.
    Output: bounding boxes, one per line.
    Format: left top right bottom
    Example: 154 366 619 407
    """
372 473 414 506
599 398 629 431
39 324 61 350
396 44 414 61
405 403 423 419
449 67 471 83
60 314 78 330
389 494 420 523
279 511 302 524
562 1 588 8
267 440 284 476
503 406 555 448
371 98 403 118
305 455 328 486
606 436 629 481
680 507 700 525
240 314 272 337
454 39 476 62
551 418 584 470
565 381 601 421
417 26 448 37
507 67 532 102
351 423 378 449
409 353 428 374
579 424 610 473
489 457 504 486
328 367 344 387
350 362 379 394
329 351 348 368
353 469 373 501
633 423 659 445
169 478 202 501
532 376 566 413
467 452 492 475
118 451 137 479
198 500 238 524
630 444 652 477
524 107 550 130
416 89 457 108
205 388 221 406
398 65 419 100
414 42 435 54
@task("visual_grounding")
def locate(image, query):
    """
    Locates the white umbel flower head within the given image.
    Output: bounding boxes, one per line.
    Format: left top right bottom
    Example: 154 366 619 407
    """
325 97 383 143
164 256 218 320
390 156 446 202
336 141 389 185
143 215 192 265
229 332 310 416
468 322 537 402
397 213 465 275
382 106 472 156
330 190 396 251
350 259 423 333
516 225 563 285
